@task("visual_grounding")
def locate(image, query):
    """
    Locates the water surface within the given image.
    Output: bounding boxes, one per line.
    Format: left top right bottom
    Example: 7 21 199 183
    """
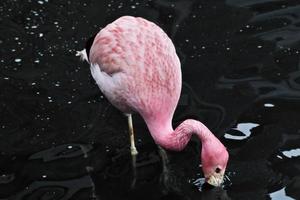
1 0 300 199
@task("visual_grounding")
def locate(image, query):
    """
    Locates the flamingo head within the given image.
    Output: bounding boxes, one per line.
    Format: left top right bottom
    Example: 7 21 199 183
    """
201 139 229 187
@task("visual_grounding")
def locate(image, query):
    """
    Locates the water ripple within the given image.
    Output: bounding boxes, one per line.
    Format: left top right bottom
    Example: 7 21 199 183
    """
10 175 94 200
29 144 93 162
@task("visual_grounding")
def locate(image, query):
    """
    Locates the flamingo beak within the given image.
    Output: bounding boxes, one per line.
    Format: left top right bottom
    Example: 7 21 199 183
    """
205 172 224 187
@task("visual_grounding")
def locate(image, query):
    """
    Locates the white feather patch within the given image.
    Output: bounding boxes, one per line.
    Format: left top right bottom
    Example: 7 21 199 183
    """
90 63 116 94
76 49 89 63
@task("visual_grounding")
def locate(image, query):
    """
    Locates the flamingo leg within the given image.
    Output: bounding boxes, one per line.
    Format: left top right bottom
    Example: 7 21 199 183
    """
127 114 138 156
158 145 169 173
158 145 171 190
127 114 138 188
158 146 183 193
157 145 169 169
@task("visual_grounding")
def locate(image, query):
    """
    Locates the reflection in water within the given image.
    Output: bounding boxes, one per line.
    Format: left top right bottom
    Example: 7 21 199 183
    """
29 144 93 162
250 5 300 49
154 0 195 39
0 173 15 184
217 69 300 102
224 122 259 140
281 148 300 158
269 187 295 200
191 177 206 191
179 83 226 131
1 0 300 199
227 0 300 48
200 186 231 200
0 143 99 199
11 175 94 200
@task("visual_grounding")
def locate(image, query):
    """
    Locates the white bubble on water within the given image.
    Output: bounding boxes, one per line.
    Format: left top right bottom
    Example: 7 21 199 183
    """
264 103 274 107
15 58 22 63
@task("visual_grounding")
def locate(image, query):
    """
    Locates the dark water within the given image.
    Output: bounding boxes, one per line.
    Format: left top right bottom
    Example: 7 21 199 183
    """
1 0 300 199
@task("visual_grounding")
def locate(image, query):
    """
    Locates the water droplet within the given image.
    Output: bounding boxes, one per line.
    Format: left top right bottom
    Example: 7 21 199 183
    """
131 5 136 9
192 177 206 191
14 58 22 63
264 103 274 108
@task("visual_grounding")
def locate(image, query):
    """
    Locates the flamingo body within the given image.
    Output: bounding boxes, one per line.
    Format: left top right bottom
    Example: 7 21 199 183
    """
79 16 228 186
90 16 181 123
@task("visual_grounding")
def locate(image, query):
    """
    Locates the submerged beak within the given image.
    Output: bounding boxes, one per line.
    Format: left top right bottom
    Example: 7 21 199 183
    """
205 172 224 187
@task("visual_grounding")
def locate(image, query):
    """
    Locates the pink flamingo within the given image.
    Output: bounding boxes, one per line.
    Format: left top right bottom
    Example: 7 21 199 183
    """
77 16 229 187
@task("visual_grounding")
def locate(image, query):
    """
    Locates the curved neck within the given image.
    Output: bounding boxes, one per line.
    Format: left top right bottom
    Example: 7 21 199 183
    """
146 119 219 151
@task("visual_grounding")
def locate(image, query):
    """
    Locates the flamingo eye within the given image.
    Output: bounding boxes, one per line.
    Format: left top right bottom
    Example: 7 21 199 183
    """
215 167 221 173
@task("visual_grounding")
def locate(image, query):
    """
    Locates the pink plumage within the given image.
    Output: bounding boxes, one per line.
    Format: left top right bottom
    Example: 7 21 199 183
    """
90 16 181 119
79 16 228 187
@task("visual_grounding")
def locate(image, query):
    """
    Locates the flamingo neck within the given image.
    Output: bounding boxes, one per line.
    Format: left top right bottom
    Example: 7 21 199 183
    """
146 118 219 151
